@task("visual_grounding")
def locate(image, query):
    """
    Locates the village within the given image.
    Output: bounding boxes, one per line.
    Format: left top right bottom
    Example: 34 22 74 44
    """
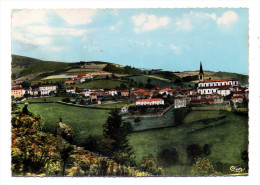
11 63 249 115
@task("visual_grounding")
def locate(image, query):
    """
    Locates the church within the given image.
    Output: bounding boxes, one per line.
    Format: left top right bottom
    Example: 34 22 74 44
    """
197 62 240 96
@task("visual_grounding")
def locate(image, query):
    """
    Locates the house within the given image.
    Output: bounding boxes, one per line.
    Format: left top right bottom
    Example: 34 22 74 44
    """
90 93 97 101
91 89 104 96
197 63 239 97
174 96 187 108
121 90 130 97
109 89 118 96
231 95 244 103
66 87 76 94
94 99 101 104
81 90 91 97
136 98 164 106
39 84 57 95
11 86 25 98
64 78 75 85
159 88 174 95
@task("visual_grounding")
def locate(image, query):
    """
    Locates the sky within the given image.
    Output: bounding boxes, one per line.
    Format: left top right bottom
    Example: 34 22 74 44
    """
11 8 248 74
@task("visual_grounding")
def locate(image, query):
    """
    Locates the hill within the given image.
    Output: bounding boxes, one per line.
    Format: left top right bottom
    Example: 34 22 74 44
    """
11 54 249 86
12 54 70 80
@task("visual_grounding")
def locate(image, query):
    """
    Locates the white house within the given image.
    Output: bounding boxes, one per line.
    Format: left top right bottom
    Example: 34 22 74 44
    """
159 88 174 95
174 96 187 108
136 98 164 106
109 89 118 96
39 85 57 95
198 79 239 88
66 87 76 94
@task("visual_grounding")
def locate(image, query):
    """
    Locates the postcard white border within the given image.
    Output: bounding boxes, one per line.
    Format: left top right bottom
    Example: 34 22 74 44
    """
1 1 259 185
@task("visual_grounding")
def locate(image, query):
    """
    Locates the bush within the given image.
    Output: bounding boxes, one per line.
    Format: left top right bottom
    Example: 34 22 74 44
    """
191 157 221 176
157 147 179 167
186 143 203 165
140 157 164 176
55 122 75 144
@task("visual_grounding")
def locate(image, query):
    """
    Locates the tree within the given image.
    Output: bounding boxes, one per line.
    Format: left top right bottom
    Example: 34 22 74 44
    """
186 143 203 164
22 104 29 115
103 110 134 166
191 157 220 176
203 144 211 156
140 156 163 176
120 83 127 89
60 144 74 176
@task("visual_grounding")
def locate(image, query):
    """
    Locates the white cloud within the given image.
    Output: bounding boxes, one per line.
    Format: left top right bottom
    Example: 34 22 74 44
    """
109 21 123 30
51 46 62 52
217 11 238 26
27 26 89 36
132 13 170 33
12 9 47 27
12 30 51 45
169 44 181 54
174 18 192 31
55 9 97 25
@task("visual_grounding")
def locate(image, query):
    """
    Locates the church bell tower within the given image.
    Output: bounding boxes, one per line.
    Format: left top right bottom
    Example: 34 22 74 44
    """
198 62 204 82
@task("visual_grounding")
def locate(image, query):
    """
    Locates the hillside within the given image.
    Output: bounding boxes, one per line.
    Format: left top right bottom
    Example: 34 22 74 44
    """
174 71 248 86
11 54 248 86
12 54 70 80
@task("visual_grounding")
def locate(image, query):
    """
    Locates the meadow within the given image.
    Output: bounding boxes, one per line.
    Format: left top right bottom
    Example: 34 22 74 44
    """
129 75 195 88
65 79 128 89
18 103 248 176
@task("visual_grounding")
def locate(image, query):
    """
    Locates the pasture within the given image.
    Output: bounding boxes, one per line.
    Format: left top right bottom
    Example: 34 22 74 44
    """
65 79 128 89
18 103 248 176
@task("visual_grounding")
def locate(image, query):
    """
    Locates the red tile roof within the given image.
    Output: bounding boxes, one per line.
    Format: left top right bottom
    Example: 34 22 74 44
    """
203 78 237 83
135 89 146 93
121 90 129 92
11 86 23 90
143 93 149 95
161 88 173 91
90 93 97 95
136 98 164 102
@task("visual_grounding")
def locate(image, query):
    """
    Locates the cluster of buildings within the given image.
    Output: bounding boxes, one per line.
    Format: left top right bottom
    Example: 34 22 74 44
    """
64 73 93 85
11 84 57 98
11 62 248 110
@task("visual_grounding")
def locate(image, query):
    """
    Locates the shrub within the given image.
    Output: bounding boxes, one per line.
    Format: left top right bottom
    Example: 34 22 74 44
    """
191 157 221 176
55 122 75 144
157 147 179 167
140 157 164 176
186 143 203 165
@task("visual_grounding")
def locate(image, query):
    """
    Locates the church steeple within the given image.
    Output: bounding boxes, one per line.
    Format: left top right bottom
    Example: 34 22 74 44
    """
198 61 204 82
200 61 203 74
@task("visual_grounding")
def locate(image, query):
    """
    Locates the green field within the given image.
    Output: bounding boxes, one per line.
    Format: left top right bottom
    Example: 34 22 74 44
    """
129 111 248 175
18 103 248 176
129 75 195 88
18 103 110 145
24 97 67 103
65 79 128 89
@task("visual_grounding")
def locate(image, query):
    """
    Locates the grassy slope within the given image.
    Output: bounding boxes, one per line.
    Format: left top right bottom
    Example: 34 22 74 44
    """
129 75 195 88
129 111 248 176
65 80 128 89
19 103 248 176
19 103 110 145
12 54 70 80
